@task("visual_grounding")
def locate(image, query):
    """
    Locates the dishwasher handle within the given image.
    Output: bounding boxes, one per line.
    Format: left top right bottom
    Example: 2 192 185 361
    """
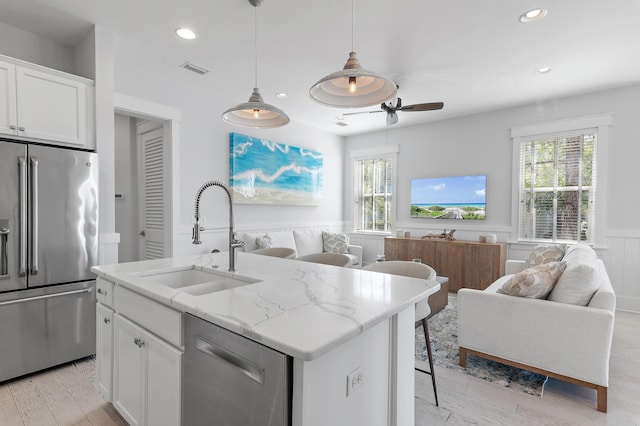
195 337 265 385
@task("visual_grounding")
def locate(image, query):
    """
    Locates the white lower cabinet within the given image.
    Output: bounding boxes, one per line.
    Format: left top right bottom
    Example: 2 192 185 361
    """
113 313 182 426
95 303 114 402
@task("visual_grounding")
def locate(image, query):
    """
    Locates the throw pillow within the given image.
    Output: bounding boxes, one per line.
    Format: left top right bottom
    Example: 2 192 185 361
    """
255 234 273 250
322 231 349 254
497 261 567 299
561 243 597 265
547 261 601 306
524 244 566 268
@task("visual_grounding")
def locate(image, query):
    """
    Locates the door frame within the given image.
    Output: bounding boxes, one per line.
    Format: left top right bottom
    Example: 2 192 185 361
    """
114 93 181 257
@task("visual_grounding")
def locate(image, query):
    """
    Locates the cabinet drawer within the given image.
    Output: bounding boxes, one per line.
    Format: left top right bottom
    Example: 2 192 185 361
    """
96 278 114 308
115 286 182 348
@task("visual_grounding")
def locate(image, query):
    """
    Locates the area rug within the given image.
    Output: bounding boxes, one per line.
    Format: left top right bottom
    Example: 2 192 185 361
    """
415 294 548 397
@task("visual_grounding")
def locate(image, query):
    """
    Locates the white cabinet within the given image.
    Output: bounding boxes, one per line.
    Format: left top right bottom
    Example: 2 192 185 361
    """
113 313 182 426
96 303 114 402
95 278 116 402
0 56 95 149
95 277 183 426
0 61 17 136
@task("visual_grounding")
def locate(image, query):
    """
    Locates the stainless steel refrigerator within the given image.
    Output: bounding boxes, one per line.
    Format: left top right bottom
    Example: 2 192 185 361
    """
0 138 98 382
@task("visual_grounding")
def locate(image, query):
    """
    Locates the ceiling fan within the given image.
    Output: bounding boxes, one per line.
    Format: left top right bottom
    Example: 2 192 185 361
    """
342 97 444 126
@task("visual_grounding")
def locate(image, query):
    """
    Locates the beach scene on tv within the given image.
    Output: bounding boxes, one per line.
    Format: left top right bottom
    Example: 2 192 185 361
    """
410 175 486 220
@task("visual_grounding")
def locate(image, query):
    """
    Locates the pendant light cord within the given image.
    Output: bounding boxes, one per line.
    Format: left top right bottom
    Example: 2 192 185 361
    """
254 5 259 88
351 0 355 52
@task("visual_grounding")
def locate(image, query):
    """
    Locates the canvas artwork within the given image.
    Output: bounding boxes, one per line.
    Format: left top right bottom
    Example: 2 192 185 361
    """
229 133 324 206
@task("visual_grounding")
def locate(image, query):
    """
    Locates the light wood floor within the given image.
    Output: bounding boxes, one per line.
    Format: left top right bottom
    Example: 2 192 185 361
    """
1 310 638 426
416 310 640 425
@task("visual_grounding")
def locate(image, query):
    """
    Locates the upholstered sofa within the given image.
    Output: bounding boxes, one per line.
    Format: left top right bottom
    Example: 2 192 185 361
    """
239 229 362 267
457 244 616 412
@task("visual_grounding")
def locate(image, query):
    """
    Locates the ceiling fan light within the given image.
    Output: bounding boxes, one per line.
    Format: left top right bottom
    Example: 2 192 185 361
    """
386 111 398 126
222 87 290 128
309 52 397 108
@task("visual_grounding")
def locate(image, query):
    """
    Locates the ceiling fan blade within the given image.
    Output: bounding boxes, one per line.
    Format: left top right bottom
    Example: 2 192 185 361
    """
342 110 385 116
399 102 444 112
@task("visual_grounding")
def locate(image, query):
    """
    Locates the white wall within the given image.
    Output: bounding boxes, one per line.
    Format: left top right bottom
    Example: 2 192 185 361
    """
110 31 346 256
0 22 76 75
345 84 640 312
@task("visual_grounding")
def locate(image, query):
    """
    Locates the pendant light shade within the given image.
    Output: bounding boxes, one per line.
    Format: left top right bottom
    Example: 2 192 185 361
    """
222 88 290 128
221 0 289 128
309 51 397 108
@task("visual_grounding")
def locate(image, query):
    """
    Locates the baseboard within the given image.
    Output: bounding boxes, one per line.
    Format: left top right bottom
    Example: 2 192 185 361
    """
615 295 640 313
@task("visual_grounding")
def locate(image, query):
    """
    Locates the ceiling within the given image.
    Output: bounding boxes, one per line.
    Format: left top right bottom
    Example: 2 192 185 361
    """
1 0 639 136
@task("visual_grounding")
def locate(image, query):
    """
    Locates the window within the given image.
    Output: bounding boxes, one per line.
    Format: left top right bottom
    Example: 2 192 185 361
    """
352 145 398 232
511 114 611 245
518 132 596 242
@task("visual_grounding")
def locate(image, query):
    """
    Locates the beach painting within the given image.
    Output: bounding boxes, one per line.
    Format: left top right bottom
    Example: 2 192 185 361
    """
229 133 323 206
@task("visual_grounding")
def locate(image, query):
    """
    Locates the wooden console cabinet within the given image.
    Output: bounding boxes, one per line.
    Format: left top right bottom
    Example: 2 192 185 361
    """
384 237 506 292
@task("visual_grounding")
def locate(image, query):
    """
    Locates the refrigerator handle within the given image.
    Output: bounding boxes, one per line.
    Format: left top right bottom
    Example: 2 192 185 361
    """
18 156 27 277
0 221 9 279
30 156 38 275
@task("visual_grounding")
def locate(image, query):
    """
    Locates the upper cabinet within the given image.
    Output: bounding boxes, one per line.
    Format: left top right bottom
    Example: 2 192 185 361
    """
0 55 95 150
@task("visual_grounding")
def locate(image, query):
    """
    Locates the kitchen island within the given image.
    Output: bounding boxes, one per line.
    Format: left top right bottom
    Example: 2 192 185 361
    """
91 251 439 426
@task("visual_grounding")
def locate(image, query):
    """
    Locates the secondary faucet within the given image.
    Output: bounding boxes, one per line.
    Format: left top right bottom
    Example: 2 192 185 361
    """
192 181 244 272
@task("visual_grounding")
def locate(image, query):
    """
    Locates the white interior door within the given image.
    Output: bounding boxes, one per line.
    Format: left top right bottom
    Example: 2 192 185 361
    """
137 120 166 260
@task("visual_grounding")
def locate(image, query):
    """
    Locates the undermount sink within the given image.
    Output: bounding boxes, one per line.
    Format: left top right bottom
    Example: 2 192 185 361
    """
135 266 261 296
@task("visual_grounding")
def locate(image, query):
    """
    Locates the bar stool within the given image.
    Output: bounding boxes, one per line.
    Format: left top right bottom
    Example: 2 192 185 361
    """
363 261 439 406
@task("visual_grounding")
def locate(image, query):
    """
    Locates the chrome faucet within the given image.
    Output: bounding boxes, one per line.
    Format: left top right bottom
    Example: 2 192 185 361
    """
192 181 244 272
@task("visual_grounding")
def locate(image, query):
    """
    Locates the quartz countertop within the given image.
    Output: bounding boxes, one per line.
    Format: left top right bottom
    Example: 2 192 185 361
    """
91 252 440 361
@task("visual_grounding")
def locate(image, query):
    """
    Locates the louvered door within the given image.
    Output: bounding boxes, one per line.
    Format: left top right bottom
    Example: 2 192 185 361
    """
137 123 166 260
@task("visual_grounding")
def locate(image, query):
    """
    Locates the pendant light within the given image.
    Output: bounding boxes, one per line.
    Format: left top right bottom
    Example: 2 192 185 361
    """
309 0 397 108
222 0 289 128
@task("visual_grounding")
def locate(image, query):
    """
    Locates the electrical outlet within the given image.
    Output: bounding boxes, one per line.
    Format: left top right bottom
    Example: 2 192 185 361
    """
346 365 364 397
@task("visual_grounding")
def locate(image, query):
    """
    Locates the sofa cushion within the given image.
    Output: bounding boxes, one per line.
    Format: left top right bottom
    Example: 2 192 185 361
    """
497 261 566 299
548 261 601 306
322 231 349 254
524 244 565 268
240 231 297 255
255 234 273 249
561 243 597 266
293 229 324 257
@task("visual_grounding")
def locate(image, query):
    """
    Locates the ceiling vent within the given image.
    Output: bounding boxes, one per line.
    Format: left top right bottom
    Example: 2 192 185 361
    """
335 121 348 127
180 62 209 75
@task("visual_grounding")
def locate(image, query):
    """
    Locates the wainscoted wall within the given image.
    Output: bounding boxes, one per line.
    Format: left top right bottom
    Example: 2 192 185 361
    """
349 228 640 313
605 234 640 313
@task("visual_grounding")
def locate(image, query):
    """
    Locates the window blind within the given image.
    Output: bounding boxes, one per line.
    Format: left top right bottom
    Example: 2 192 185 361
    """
354 156 393 232
518 132 597 243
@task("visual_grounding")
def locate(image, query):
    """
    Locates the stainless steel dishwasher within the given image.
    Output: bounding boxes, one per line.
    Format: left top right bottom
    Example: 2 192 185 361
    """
183 313 292 426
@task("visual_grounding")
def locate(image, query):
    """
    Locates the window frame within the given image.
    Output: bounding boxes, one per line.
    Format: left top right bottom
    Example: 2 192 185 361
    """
510 114 612 247
350 144 399 234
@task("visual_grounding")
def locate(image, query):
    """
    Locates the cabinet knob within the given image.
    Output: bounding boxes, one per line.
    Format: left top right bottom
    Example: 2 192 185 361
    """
97 288 107 295
134 337 145 348
10 125 16 130
18 126 25 132
103 317 111 324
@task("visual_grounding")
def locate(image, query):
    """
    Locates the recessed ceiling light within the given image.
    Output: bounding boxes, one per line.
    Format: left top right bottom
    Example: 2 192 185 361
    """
275 92 288 98
175 28 196 40
336 115 345 121
519 8 548 23
535 67 553 74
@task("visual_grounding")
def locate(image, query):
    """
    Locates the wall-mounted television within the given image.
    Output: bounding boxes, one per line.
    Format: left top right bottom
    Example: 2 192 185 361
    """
410 175 486 220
